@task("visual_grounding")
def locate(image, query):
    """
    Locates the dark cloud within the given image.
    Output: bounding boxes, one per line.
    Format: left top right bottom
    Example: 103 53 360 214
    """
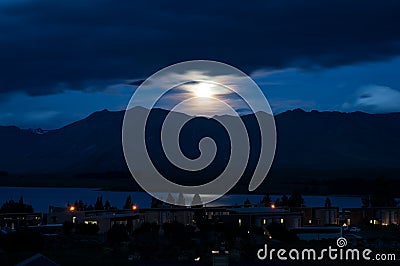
1 0 400 96
127 79 146 86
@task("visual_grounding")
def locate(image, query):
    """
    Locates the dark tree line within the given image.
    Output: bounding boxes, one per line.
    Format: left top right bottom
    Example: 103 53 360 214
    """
65 195 140 212
362 177 398 207
68 196 115 211
258 192 305 208
0 197 33 213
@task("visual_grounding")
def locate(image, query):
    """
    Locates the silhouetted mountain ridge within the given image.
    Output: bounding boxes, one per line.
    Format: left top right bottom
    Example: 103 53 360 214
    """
1 107 400 176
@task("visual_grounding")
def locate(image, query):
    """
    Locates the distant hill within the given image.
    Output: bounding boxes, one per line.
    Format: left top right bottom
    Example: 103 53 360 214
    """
1 107 400 191
274 109 400 169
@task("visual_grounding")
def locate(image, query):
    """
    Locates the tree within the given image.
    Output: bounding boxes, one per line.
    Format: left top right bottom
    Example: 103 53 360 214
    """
151 197 163 208
0 198 34 213
325 197 332 208
104 200 111 210
78 199 85 211
18 196 24 206
124 195 132 209
370 177 397 207
260 193 271 206
274 198 281 206
95 196 104 210
244 198 251 206
166 193 175 205
191 194 202 206
288 191 304 207
177 192 185 206
280 195 289 207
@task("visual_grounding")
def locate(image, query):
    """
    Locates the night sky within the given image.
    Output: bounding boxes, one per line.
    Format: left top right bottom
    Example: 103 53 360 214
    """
1 0 400 129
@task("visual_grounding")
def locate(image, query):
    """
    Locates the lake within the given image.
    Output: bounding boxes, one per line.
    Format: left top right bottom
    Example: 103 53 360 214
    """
0 187 364 213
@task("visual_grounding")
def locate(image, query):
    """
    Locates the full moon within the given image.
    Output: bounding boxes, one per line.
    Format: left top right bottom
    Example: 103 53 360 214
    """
194 82 214 98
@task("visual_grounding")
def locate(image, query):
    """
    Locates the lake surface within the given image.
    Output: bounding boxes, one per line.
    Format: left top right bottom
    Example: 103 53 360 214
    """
0 187 363 213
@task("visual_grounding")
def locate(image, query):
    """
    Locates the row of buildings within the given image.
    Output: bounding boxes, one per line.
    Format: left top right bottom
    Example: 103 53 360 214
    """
1 204 400 235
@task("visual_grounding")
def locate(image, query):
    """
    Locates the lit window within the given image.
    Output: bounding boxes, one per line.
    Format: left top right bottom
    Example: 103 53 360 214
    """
263 219 266 225
84 220 98 225
280 218 284 224
72 216 77 223
238 219 242 226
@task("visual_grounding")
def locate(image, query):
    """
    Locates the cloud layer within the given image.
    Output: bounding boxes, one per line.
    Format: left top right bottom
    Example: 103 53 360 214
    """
1 0 400 96
348 85 400 113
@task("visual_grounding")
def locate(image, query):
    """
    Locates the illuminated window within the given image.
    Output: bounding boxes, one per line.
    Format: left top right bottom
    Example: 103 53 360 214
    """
72 216 77 223
280 218 284 224
84 220 98 225
263 219 266 225
238 219 242 226
308 219 312 224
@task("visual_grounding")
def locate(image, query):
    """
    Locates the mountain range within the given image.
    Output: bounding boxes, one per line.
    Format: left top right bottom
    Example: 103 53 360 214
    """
1 107 400 188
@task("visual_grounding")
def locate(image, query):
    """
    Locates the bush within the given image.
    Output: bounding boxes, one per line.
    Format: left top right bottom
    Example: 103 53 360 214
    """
75 222 99 235
267 223 298 241
107 224 129 244
63 221 74 235
0 229 44 252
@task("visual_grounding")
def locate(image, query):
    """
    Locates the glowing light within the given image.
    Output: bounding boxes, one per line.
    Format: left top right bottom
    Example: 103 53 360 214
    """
69 206 75 212
193 82 214 98
194 257 200 262
271 204 276 209
84 220 98 225
132 205 138 211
